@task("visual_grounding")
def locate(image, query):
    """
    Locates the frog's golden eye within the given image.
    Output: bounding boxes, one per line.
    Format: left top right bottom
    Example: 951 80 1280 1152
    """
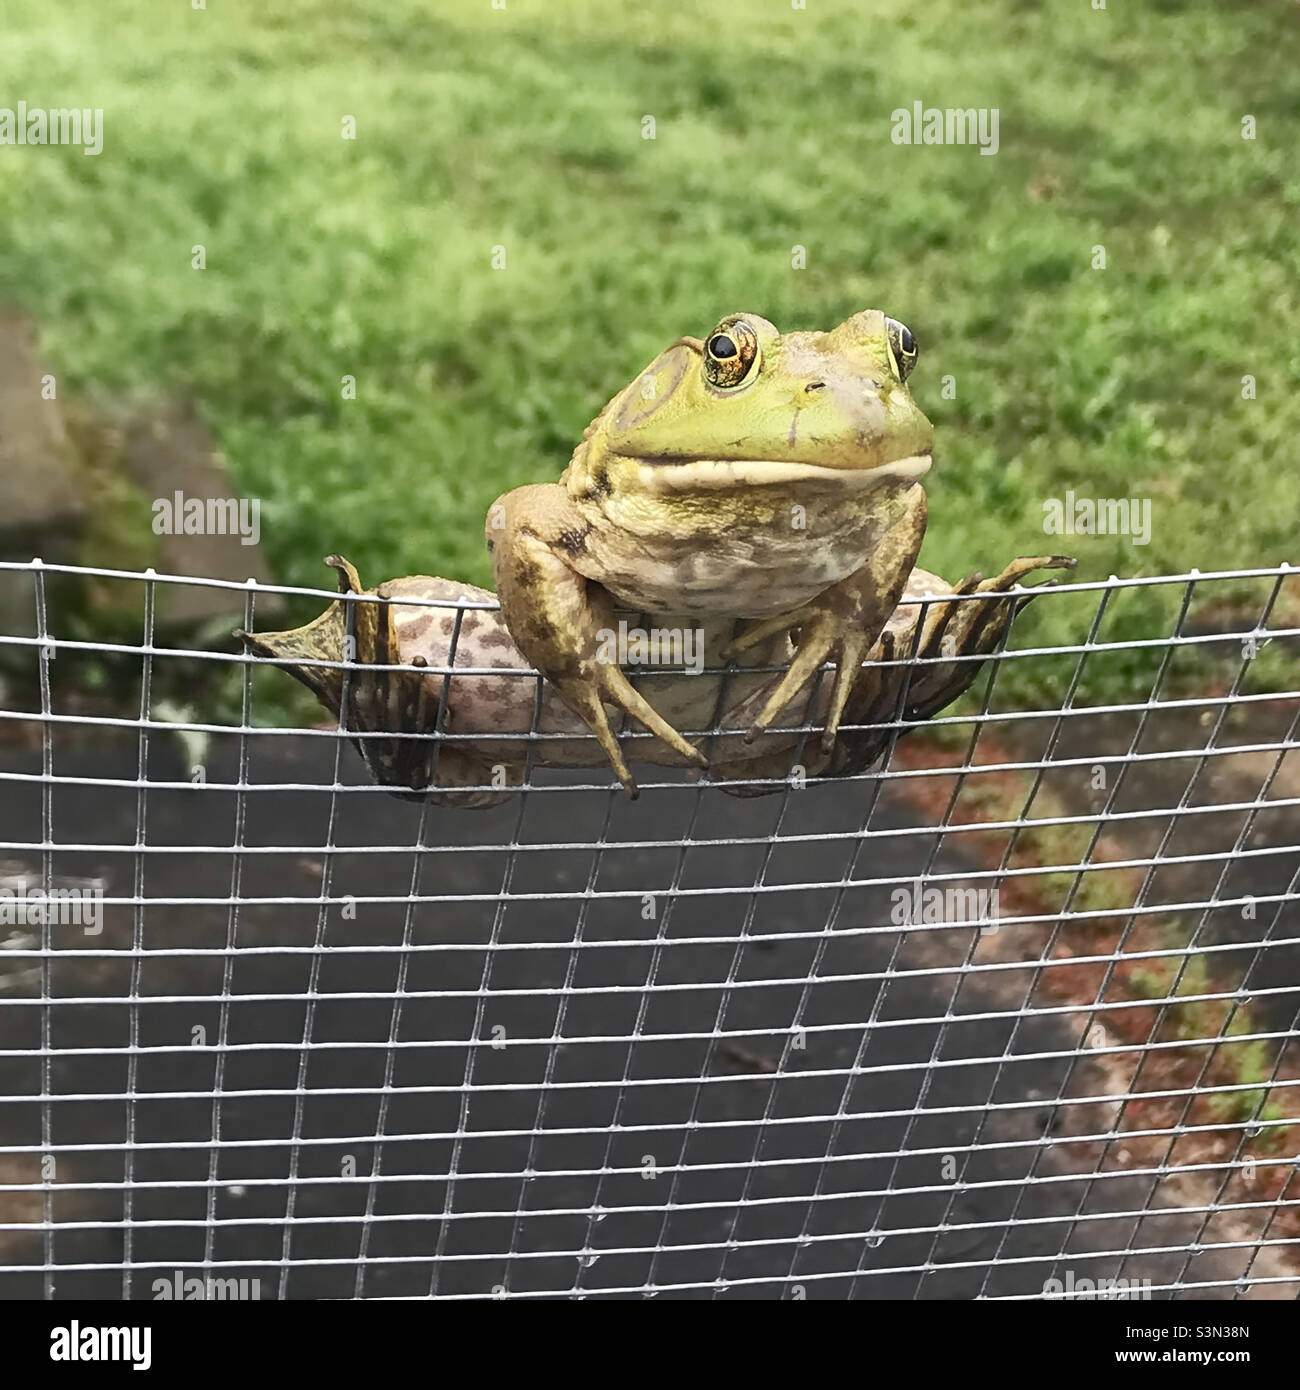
885 317 918 381
703 319 761 390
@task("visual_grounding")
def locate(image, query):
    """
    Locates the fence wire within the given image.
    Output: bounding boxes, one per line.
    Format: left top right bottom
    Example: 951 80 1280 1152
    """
0 557 1297 1300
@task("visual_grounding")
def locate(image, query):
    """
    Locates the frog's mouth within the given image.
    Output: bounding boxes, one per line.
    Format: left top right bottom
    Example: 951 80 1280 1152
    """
635 451 932 491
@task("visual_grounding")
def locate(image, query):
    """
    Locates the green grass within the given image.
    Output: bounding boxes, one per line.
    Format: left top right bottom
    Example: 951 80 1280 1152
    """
2 0 1297 706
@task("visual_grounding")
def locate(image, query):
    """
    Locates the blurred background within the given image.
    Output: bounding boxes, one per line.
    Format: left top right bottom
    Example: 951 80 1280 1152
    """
0 0 1296 711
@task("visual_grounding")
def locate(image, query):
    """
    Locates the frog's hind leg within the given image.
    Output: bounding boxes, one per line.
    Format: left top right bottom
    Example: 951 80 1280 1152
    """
725 486 928 750
487 483 707 798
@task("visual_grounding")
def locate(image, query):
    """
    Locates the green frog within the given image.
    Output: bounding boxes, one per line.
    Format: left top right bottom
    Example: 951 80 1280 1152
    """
487 309 936 796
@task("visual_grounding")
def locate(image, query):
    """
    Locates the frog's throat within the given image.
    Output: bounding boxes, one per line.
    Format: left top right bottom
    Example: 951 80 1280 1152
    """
629 452 931 492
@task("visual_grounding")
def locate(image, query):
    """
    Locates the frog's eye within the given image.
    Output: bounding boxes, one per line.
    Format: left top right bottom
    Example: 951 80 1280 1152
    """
885 317 918 382
703 319 761 390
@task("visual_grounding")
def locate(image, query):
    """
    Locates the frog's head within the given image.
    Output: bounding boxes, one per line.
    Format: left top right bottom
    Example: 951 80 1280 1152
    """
571 309 934 496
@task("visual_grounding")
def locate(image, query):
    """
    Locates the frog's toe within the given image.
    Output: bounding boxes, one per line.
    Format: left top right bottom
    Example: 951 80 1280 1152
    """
559 677 641 798
555 663 707 796
598 667 706 768
924 554 1074 656
742 609 846 744
819 626 873 751
722 608 804 660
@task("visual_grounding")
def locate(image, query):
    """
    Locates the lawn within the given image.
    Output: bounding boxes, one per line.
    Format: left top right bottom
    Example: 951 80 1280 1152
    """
1 0 1297 706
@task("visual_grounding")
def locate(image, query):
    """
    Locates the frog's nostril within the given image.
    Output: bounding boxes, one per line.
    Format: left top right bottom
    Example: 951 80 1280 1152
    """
804 381 826 393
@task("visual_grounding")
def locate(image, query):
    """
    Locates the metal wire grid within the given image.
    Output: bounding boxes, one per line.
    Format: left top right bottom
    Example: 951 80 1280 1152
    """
0 557 1296 1299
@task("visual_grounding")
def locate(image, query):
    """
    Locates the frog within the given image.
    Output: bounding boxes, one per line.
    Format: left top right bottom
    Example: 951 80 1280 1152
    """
486 309 937 797
239 550 1072 809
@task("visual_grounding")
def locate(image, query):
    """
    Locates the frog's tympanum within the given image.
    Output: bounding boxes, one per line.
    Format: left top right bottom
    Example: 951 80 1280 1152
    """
241 310 1072 805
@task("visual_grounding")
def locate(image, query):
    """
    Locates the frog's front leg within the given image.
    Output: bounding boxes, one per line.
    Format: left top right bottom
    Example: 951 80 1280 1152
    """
724 486 928 750
486 483 707 798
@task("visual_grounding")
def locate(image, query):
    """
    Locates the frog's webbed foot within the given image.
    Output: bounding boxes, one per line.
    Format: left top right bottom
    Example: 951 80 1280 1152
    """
238 556 516 806
726 595 874 752
724 488 928 751
823 553 1075 779
902 553 1076 717
488 484 707 798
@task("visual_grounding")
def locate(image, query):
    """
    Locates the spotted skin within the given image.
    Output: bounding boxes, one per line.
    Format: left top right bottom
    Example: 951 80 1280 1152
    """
240 553 1074 807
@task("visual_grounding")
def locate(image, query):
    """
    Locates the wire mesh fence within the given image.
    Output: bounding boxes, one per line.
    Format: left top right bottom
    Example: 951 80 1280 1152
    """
0 557 1297 1300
